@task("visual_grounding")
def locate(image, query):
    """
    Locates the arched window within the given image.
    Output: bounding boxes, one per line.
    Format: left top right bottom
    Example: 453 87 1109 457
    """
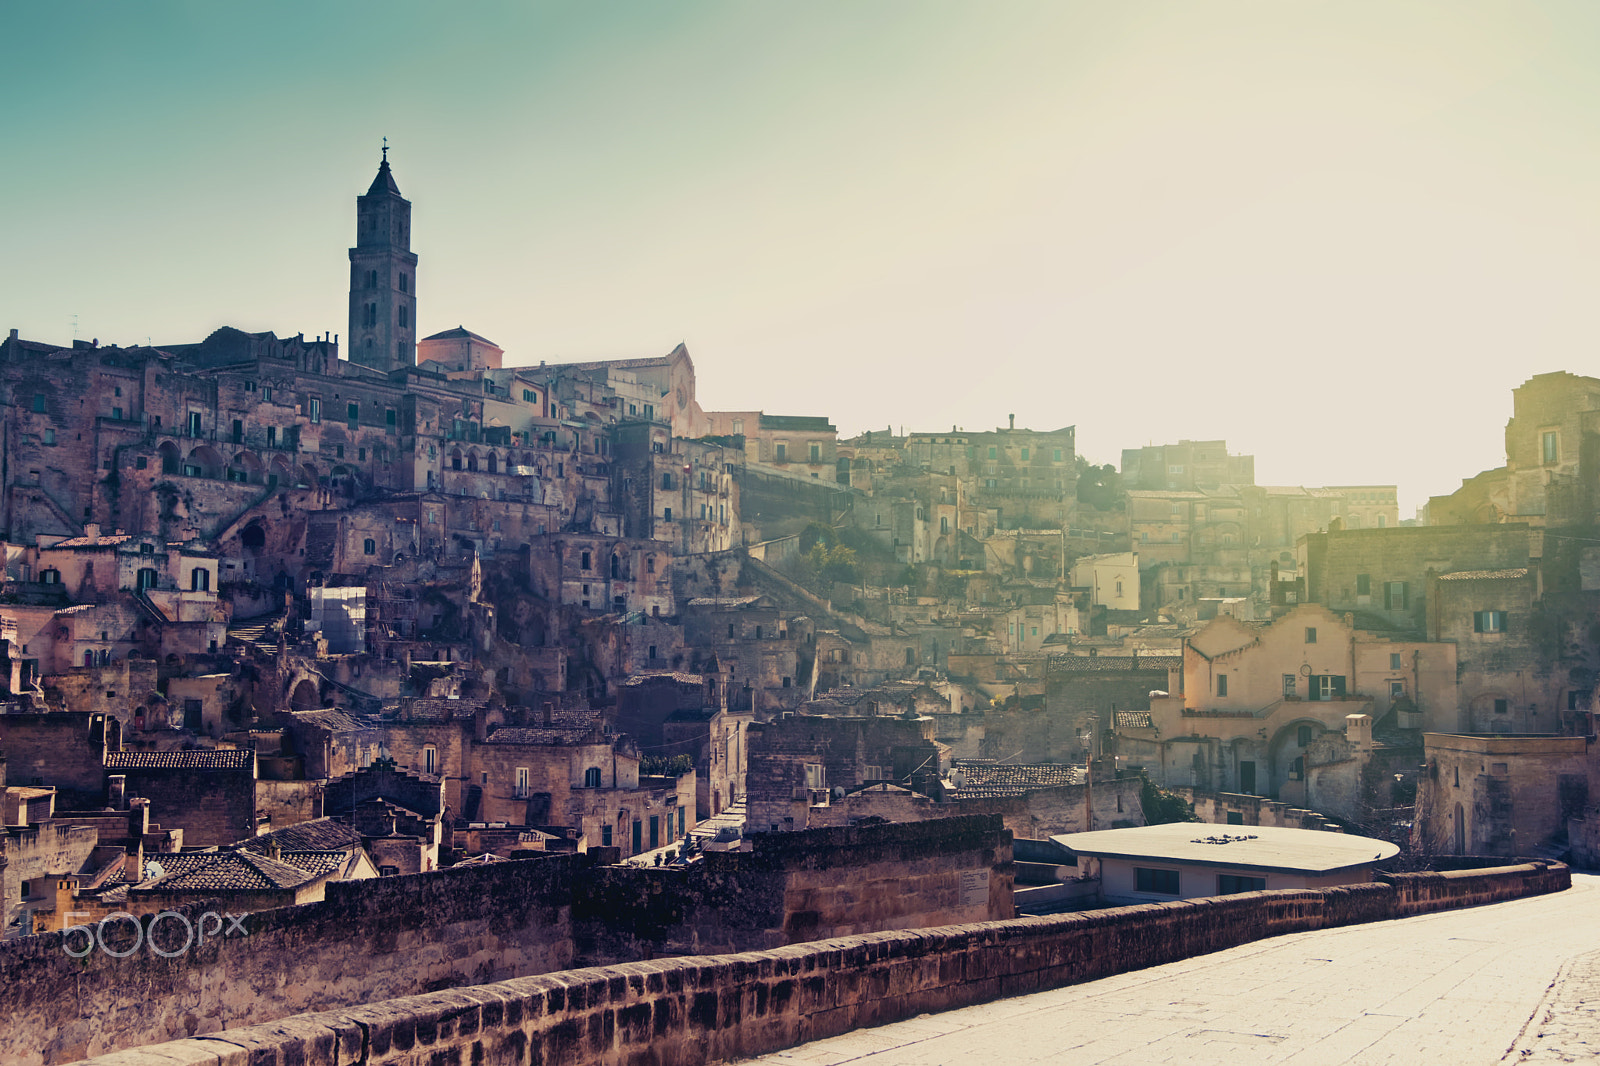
584 767 602 788
486 452 498 474
610 554 620 578
84 650 94 667
191 568 210 592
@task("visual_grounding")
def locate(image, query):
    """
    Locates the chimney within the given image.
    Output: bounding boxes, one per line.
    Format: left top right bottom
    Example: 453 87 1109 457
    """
107 774 126 810
1009 413 1015 430
84 522 101 540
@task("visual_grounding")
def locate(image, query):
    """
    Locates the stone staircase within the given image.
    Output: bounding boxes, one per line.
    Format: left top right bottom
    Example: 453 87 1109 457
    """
227 613 285 655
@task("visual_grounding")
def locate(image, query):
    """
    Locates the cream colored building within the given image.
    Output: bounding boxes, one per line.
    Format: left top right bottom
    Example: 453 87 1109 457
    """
1119 604 1457 801
1070 551 1139 611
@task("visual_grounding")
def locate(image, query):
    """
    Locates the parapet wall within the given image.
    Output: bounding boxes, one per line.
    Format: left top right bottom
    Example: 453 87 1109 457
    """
72 859 1568 1066
1 854 581 1066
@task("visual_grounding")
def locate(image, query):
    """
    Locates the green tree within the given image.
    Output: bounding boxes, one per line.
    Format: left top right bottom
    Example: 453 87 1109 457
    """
1139 774 1200 824
1076 461 1124 511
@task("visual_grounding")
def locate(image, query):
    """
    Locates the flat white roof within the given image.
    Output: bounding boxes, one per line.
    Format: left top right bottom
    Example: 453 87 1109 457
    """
1053 823 1398 875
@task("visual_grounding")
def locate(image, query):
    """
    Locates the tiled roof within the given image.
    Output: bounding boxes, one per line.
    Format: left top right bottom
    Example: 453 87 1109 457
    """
289 709 372 733
46 533 134 549
684 596 764 608
276 850 352 877
421 326 499 346
1116 711 1155 729
485 714 604 745
239 818 363 854
1436 568 1531 581
105 749 252 771
949 761 1085 797
1049 654 1181 672
619 672 705 687
134 850 320 893
400 698 484 721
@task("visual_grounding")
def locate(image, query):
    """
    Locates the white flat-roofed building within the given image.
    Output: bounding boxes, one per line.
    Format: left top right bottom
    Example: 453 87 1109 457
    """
1054 823 1399 905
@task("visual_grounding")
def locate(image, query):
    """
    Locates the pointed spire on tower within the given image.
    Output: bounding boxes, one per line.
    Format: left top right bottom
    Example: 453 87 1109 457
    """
368 138 401 197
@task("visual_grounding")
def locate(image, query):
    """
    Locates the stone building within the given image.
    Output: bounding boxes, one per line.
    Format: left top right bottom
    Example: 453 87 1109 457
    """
1416 732 1590 857
1120 439 1255 492
1119 605 1454 813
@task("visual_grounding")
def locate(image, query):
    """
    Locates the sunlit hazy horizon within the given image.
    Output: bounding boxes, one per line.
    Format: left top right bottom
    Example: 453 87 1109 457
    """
7 2 1600 515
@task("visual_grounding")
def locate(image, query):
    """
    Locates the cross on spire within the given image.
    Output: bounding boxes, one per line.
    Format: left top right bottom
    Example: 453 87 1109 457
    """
382 136 388 163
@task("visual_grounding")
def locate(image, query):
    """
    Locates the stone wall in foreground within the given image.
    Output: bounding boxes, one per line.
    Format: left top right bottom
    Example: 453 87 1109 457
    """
71 860 1568 1066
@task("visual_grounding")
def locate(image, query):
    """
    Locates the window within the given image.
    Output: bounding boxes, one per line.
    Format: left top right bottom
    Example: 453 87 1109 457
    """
308 398 321 423
386 408 397 428
42 429 55 446
1305 627 1317 644
1390 652 1402 670
1297 725 1314 746
585 767 602 788
663 507 672 521
136 456 147 469
988 446 997 459
1020 447 1030 460
1474 611 1507 633
423 747 437 775
661 472 673 490
1543 431 1559 464
31 394 45 413
363 538 376 555
515 767 529 798
1383 581 1409 611
1311 675 1347 701
263 386 272 402
39 568 60 585
1053 448 1063 462
1390 680 1405 699
267 427 277 448
774 443 787 462
581 550 591 570
190 568 209 591
398 305 409 327
1135 867 1180 895
1494 698 1509 715
348 401 359 425
1283 674 1296 698
1216 673 1228 697
112 406 122 420
187 412 202 437
1226 811 1245 826
400 273 409 293
804 763 826 790
1217 874 1266 894
1356 574 1370 596
809 443 820 463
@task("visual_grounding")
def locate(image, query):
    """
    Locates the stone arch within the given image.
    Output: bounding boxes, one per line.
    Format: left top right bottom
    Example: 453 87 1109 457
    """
230 450 263 484
187 444 225 479
269 454 293 488
486 452 498 474
466 449 479 472
241 521 266 552
157 440 180 475
289 677 320 712
298 462 319 488
450 447 463 471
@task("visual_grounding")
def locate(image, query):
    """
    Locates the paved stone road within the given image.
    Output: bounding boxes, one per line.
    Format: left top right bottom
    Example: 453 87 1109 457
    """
746 874 1600 1065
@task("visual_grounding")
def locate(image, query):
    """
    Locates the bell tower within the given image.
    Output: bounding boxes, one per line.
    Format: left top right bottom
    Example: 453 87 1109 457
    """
347 144 418 371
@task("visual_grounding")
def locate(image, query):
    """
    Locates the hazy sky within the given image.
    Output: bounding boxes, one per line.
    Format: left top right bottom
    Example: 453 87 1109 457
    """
6 2 1600 513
